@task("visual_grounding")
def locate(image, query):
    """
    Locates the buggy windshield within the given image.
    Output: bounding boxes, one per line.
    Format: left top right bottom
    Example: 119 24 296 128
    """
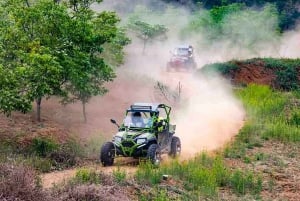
174 48 189 56
123 111 153 129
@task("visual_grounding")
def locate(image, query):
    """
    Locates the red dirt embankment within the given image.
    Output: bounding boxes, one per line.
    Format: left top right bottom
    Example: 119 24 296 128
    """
233 61 276 86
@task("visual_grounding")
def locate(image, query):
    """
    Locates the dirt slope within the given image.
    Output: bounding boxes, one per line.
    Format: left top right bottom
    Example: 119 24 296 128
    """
233 61 276 86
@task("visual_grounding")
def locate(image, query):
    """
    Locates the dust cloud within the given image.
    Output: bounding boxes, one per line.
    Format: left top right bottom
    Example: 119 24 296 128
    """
90 0 247 158
79 0 300 158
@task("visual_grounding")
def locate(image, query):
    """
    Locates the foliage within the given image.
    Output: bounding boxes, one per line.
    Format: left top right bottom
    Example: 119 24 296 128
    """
229 170 262 195
0 65 32 116
74 168 101 184
183 3 279 54
49 140 81 170
163 0 300 31
262 58 300 90
234 84 300 143
263 58 300 69
0 0 128 122
29 137 59 157
136 153 261 198
128 20 168 53
201 62 238 76
0 163 53 201
100 28 131 68
276 67 299 91
289 110 300 127
25 156 53 173
139 187 171 201
112 167 127 184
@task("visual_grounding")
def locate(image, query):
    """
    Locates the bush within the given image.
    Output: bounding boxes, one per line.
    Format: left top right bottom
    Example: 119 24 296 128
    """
276 67 299 91
49 139 82 170
139 187 170 201
289 111 300 126
0 163 54 201
29 137 58 157
73 168 101 184
201 62 238 76
26 156 53 173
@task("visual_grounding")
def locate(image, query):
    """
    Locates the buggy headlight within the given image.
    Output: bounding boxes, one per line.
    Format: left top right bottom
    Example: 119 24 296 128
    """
113 136 122 144
136 138 147 144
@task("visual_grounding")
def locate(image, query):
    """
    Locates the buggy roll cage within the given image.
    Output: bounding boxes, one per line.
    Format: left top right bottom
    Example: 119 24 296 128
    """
126 103 171 122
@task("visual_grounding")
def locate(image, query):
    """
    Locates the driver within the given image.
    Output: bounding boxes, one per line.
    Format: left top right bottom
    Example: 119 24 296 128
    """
131 111 145 127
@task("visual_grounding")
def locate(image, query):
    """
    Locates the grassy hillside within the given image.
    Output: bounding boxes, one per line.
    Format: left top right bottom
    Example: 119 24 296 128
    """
0 58 299 200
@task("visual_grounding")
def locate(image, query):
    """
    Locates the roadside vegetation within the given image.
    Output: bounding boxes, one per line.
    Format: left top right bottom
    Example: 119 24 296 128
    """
0 0 300 200
133 83 300 200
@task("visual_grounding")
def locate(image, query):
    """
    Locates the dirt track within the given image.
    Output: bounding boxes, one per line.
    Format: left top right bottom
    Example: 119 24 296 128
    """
39 68 245 188
41 158 138 189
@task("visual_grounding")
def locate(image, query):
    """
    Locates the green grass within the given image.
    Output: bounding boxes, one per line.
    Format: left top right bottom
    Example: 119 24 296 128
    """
112 166 127 184
136 83 299 199
135 153 261 199
73 168 102 184
236 84 300 142
224 84 299 170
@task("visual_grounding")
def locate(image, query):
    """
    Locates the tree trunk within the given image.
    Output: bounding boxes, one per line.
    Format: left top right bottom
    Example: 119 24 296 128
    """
142 39 147 54
36 97 42 122
82 101 87 123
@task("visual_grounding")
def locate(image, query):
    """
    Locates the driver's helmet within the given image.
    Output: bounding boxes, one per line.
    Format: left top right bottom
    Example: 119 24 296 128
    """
132 111 141 117
157 117 165 132
188 45 193 55
131 111 142 122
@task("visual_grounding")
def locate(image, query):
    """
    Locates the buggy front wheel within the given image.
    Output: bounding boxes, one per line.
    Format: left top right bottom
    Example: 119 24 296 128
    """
100 142 115 166
169 136 181 158
147 144 161 166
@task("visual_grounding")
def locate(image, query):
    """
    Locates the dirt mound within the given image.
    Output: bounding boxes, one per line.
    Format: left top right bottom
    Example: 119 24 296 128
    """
232 61 276 86
210 59 300 89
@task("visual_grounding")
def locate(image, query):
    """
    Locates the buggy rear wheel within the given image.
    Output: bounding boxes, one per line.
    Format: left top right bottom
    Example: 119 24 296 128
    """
100 142 115 166
169 136 181 158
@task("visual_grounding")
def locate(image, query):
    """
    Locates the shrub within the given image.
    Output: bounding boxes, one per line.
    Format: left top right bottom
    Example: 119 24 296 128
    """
229 170 262 195
289 110 300 126
135 161 162 185
201 62 238 76
29 137 58 157
73 168 101 184
0 163 54 201
49 139 82 170
26 156 53 173
276 67 299 91
112 167 127 184
139 187 170 201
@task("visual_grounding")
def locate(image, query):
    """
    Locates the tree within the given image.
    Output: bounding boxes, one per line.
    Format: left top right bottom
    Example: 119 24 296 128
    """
128 20 168 53
0 0 69 121
60 3 129 122
100 28 131 68
0 65 32 116
0 0 128 122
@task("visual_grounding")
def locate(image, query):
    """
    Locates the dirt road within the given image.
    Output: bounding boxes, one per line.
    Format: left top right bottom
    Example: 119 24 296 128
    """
41 158 139 189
